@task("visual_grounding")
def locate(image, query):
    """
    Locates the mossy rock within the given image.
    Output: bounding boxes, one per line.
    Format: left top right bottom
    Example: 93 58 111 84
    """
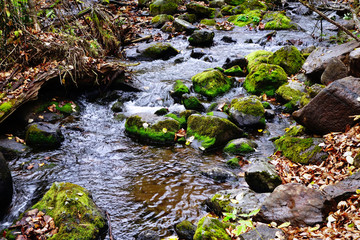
221 5 235 15
25 123 64 149
186 2 216 19
151 14 174 28
111 101 123 112
200 19 217 26
170 80 190 101
230 96 265 127
125 114 180 145
263 11 297 30
268 46 305 76
165 113 187 129
285 125 306 137
276 82 306 112
192 69 233 98
244 63 288 96
275 136 328 164
224 0 245 6
175 220 196 240
224 138 257 154
154 108 169 116
138 0 152 7
187 114 244 150
226 157 240 168
245 50 273 71
307 83 325 98
177 13 197 23
31 182 107 239
0 101 12 114
149 0 178 16
224 65 246 77
36 101 79 115
188 30 215 47
140 42 179 60
182 95 205 112
228 10 262 27
193 216 232 240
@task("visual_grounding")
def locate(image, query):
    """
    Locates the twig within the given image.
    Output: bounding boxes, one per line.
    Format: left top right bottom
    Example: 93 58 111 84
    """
299 0 360 42
125 35 152 44
106 211 115 240
350 7 360 31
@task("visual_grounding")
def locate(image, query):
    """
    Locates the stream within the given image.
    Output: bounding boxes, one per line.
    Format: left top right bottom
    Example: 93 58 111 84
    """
0 3 340 239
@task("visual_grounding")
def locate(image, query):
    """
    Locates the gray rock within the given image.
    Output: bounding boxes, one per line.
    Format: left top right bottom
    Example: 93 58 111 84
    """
222 57 248 70
255 183 330 226
205 188 270 217
323 170 360 202
302 40 360 81
190 48 208 59
0 137 30 160
244 160 282 193
25 122 64 149
175 220 196 240
307 83 325 98
173 18 197 34
0 152 13 218
188 30 215 47
201 167 237 182
240 223 284 240
350 48 360 78
137 230 160 240
209 0 226 8
320 58 348 85
293 77 360 134
149 0 178 16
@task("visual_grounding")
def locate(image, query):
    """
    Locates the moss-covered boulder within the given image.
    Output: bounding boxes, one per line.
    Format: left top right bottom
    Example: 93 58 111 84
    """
192 69 233 98
224 65 246 77
125 114 180 145
165 113 187 129
177 13 197 23
173 18 198 34
25 122 64 149
274 135 328 164
200 18 217 26
151 14 174 28
182 95 205 112
30 182 107 239
188 30 215 47
263 11 297 30
138 42 179 60
223 138 257 154
268 46 305 76
175 220 196 240
229 96 265 127
228 10 262 27
170 80 190 102
245 50 273 71
111 100 123 112
154 107 169 116
244 63 288 96
226 157 240 168
194 216 231 240
187 114 244 150
244 160 282 193
276 81 306 112
149 0 178 16
205 188 270 217
186 2 216 19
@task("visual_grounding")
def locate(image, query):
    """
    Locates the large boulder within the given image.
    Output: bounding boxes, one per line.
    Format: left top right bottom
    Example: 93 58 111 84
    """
188 30 215 47
149 0 178 16
186 3 216 19
0 152 13 219
244 160 282 193
244 63 288 96
293 77 360 135
228 10 262 27
6 182 107 239
0 137 30 160
302 40 360 81
194 216 231 240
25 122 64 149
205 188 270 217
245 50 273 71
125 114 180 145
321 57 348 85
262 11 297 30
187 114 244 150
255 183 330 226
137 42 179 60
229 96 266 128
268 46 305 76
192 69 233 98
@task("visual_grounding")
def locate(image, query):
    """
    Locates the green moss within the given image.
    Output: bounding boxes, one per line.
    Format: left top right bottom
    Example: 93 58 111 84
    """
25 125 61 148
200 18 217 26
143 42 179 59
31 182 107 240
263 11 297 30
231 96 265 117
268 46 305 76
227 157 240 168
37 101 78 114
182 96 204 112
221 5 235 15
285 125 306 137
276 83 305 112
186 3 216 19
211 193 234 213
165 113 187 129
0 101 12 113
224 65 245 77
172 80 190 98
224 142 254 154
244 63 288 96
194 216 232 240
245 50 273 71
228 10 262 27
154 108 169 116
225 0 245 6
149 0 178 16
262 101 271 109
177 13 197 23
151 14 174 24
192 69 233 98
300 94 311 107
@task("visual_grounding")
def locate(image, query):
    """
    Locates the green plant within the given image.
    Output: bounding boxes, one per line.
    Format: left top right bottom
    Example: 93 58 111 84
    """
343 12 352 20
223 208 262 238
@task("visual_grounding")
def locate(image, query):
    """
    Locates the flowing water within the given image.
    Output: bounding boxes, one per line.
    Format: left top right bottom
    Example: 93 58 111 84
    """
0 4 340 239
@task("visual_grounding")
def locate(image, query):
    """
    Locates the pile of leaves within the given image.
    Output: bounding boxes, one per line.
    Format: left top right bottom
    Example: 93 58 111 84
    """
269 124 360 239
4 208 58 239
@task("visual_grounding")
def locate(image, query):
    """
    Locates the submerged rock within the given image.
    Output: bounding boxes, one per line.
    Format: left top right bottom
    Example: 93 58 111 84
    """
175 220 196 240
0 152 13 219
137 230 160 240
149 0 178 16
268 46 305 76
201 167 237 182
244 63 288 96
194 216 231 240
293 77 360 134
25 122 64 149
229 96 266 128
192 69 233 98
125 114 180 145
187 114 244 150
188 30 215 47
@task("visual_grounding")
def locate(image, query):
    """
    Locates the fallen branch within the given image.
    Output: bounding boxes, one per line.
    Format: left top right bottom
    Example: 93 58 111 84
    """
299 0 360 42
106 211 115 240
125 35 152 44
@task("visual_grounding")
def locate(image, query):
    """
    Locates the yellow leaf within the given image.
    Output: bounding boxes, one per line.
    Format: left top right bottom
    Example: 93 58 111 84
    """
278 222 291 228
162 128 167 133
38 163 45 167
